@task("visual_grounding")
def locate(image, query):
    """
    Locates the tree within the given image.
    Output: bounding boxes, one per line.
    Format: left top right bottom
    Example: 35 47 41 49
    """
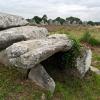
42 14 48 23
94 22 100 26
87 21 95 26
54 17 65 25
32 16 42 24
66 16 82 24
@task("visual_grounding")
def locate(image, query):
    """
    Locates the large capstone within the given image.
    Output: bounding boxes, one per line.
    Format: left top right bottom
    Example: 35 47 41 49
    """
0 12 28 29
3 34 72 69
0 26 48 51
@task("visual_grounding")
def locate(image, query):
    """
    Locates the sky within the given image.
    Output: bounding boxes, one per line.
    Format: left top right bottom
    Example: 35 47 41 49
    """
0 0 100 21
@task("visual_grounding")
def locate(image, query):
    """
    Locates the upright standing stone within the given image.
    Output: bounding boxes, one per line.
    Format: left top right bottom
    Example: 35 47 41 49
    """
76 48 92 77
28 64 55 93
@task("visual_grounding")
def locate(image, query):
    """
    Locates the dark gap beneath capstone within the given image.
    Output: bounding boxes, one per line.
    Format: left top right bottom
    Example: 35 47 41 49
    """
0 24 28 31
0 25 21 31
41 51 79 81
41 52 66 71
41 52 68 81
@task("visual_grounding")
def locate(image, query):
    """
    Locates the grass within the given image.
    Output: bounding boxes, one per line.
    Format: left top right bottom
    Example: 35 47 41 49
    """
47 25 100 42
0 65 100 100
54 73 100 100
0 66 49 100
80 31 100 46
92 47 100 69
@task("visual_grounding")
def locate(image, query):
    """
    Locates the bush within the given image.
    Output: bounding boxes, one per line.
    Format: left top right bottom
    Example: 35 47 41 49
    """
32 16 42 24
61 39 81 68
80 32 100 46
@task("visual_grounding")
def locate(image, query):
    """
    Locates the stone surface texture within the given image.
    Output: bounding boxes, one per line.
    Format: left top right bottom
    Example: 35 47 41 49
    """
0 12 28 29
5 34 72 69
0 26 48 50
28 64 55 93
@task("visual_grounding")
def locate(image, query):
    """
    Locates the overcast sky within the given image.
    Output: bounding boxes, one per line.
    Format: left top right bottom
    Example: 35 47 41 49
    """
0 0 100 21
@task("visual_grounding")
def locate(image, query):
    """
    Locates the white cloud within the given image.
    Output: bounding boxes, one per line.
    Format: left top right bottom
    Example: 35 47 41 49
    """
0 0 100 21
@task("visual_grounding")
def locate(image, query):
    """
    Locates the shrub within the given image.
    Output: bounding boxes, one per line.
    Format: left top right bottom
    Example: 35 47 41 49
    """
32 16 42 24
80 32 100 46
61 39 81 68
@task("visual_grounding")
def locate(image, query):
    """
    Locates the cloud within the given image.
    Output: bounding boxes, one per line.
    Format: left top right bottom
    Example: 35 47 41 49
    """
0 0 99 21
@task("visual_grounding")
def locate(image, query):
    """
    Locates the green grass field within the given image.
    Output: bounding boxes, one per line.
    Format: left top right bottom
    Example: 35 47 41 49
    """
0 25 100 100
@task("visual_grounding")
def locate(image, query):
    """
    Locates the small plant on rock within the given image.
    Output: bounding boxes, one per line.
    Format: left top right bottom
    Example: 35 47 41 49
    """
61 38 81 69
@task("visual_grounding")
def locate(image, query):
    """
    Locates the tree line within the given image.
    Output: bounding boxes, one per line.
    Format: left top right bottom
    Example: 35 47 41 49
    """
27 15 100 26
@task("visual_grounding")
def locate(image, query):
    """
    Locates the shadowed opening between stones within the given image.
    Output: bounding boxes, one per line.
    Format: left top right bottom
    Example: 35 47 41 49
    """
40 51 70 81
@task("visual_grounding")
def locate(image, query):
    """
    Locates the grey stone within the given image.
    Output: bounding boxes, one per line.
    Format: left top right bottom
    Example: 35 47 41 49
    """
63 21 69 25
76 48 92 77
63 20 71 25
90 66 100 75
48 19 53 25
0 26 48 50
0 50 10 66
40 20 45 25
30 19 37 25
5 34 72 69
28 64 55 93
40 20 48 25
0 12 28 29
53 21 61 25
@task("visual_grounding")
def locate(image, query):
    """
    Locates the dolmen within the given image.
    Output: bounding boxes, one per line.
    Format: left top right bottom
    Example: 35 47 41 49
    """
0 12 92 93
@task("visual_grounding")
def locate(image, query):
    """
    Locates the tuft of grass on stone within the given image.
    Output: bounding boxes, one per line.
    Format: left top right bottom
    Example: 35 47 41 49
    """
60 36 81 69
